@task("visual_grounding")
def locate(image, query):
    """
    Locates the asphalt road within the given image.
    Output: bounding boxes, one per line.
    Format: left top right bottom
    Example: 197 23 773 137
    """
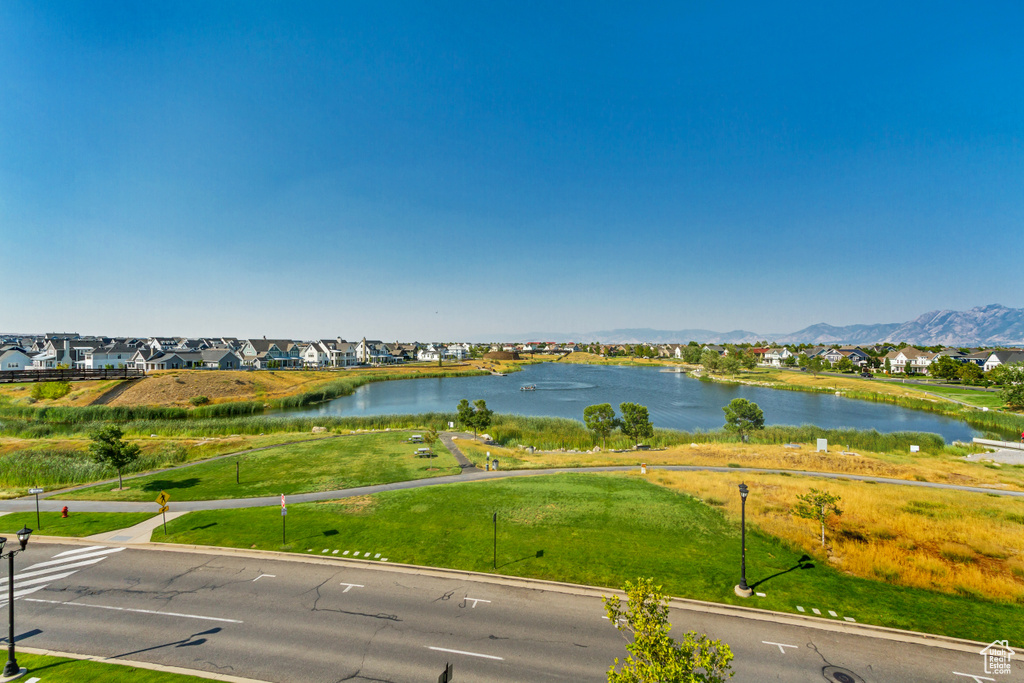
1 541 1010 683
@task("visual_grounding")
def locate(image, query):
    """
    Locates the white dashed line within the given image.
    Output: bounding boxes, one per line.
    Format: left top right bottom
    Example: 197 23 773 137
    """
340 583 364 593
427 646 503 661
25 598 242 623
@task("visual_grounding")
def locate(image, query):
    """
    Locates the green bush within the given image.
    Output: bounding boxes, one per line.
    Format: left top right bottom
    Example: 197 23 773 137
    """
189 395 210 406
30 381 72 401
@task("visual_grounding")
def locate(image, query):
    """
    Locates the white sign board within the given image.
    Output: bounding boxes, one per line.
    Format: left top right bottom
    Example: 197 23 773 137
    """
910 445 919 453
816 439 828 453
29 488 44 494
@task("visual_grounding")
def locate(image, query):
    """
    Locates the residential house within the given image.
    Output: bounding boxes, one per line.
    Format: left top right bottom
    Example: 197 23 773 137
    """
0 346 33 371
762 347 794 367
82 342 136 369
885 348 939 375
984 350 1024 373
240 339 303 368
356 338 396 365
199 349 243 370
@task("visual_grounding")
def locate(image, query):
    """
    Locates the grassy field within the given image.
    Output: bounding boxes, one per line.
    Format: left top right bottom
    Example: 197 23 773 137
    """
0 432 338 498
455 436 1024 491
157 472 1022 643
16 652 228 682
58 431 461 501
0 511 155 536
911 383 1006 409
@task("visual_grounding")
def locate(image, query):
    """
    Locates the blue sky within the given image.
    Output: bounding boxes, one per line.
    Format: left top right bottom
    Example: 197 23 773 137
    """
2 2 1022 340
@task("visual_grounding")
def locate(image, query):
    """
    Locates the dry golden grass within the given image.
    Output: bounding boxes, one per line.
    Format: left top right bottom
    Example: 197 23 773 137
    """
645 470 1024 603
455 439 1024 491
0 380 121 406
106 365 482 408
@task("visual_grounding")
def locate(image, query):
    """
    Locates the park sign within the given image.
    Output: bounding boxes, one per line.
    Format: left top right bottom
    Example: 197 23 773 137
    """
156 491 170 507
29 488 44 494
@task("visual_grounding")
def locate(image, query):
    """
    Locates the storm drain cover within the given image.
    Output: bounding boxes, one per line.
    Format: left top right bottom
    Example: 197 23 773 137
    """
822 666 866 683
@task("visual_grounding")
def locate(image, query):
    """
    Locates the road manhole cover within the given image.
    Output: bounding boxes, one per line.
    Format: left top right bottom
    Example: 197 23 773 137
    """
822 666 866 683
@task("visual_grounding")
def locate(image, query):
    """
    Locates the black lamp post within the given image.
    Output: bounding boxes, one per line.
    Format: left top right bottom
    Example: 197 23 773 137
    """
2 526 32 677
735 484 752 598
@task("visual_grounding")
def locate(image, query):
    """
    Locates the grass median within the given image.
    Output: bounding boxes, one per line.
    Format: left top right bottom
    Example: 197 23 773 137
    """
0 511 156 536
16 652 228 682
58 431 461 501
158 472 1022 643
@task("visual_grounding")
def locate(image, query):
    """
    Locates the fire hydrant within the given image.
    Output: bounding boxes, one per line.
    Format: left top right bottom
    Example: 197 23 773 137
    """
61 506 69 518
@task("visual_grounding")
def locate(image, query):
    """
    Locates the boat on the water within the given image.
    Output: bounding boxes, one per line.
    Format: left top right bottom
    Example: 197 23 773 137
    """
520 384 537 391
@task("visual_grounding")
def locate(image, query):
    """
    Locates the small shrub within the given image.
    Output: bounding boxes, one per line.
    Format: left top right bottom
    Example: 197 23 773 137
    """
726 463 741 468
872 565 901 582
704 497 726 506
189 396 210 406
30 381 72 401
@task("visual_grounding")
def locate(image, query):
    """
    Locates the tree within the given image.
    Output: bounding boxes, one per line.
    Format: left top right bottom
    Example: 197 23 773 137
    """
721 399 764 441
718 354 741 375
792 488 843 547
619 402 654 447
683 344 702 365
457 399 476 434
584 403 620 448
603 577 734 683
472 399 493 435
806 356 826 377
835 357 854 373
958 362 983 384
699 349 720 372
883 357 892 375
739 351 757 371
783 354 797 367
997 363 1024 408
89 425 141 490
931 355 960 381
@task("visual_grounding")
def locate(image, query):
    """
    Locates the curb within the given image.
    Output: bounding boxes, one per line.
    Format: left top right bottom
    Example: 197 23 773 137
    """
29 536 988 654
15 645 271 682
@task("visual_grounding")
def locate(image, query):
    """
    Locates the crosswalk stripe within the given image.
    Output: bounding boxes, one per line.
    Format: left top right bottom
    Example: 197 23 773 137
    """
13 557 109 581
0 547 125 606
19 547 124 572
52 545 109 558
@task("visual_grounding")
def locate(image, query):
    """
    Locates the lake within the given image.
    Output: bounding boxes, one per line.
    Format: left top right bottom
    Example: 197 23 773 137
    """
288 363 978 442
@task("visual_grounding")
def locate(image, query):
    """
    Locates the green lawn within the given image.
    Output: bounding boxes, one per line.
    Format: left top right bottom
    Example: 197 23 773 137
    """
16 652 227 682
57 432 461 501
159 472 1021 643
0 511 155 537
910 384 1007 409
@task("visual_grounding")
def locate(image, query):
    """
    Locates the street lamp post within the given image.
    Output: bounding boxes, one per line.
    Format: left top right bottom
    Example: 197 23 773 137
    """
2 526 32 677
734 484 752 598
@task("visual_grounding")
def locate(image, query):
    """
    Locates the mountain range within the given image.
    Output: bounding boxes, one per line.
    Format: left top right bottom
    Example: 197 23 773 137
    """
516 304 1024 347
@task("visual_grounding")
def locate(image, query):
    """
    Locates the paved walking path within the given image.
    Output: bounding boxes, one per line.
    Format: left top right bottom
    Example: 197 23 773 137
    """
2 463 1021 519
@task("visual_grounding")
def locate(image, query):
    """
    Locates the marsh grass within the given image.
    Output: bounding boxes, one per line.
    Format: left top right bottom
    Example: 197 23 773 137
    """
647 469 1024 604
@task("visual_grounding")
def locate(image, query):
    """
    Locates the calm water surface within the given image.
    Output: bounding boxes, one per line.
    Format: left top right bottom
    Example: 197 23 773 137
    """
289 364 977 442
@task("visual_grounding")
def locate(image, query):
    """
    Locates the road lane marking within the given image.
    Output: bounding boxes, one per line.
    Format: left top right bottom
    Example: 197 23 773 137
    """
953 674 995 682
25 598 243 623
20 547 125 571
53 546 109 558
427 646 503 661
763 641 798 654
1 547 126 607
464 598 490 608
340 583 364 593
253 574 275 582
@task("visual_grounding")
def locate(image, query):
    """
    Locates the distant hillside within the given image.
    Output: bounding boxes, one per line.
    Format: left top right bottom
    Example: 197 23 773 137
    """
511 304 1024 346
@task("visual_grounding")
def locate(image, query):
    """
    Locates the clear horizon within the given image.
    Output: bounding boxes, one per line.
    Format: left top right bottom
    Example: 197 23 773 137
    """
2 3 1022 340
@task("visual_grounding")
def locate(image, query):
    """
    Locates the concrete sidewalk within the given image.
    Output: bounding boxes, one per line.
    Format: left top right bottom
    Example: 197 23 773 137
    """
86 510 189 543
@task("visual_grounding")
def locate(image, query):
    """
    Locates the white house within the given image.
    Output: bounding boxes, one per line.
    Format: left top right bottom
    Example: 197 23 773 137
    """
82 343 135 369
0 347 33 371
984 350 1024 373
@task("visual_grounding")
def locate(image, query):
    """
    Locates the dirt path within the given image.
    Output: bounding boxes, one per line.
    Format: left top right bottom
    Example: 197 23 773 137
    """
89 377 145 405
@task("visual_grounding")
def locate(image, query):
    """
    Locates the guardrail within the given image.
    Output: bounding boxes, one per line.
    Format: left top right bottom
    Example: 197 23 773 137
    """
0 368 145 383
973 437 1024 452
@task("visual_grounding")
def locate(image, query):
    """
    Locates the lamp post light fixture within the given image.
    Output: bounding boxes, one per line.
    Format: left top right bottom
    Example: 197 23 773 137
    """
2 526 32 678
734 484 752 598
